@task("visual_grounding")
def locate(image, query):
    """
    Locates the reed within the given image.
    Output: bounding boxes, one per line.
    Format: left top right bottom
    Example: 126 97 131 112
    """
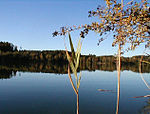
64 33 82 114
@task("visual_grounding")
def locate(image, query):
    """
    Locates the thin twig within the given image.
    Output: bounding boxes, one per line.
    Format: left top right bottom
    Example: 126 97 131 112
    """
123 0 134 7
98 89 115 93
133 95 150 98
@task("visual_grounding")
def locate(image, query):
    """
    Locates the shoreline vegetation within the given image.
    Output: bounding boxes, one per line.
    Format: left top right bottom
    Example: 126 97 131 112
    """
0 42 150 79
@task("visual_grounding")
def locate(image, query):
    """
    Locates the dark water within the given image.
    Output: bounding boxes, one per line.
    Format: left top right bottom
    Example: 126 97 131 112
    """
0 69 150 114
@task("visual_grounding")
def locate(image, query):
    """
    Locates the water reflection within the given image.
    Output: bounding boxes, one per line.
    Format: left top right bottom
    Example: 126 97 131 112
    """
139 58 150 90
0 59 150 113
133 58 150 99
0 62 150 80
116 58 121 114
141 99 150 113
134 57 150 113
0 69 149 113
0 69 16 79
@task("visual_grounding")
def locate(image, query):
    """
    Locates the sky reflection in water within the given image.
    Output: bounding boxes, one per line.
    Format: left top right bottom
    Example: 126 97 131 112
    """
0 70 149 114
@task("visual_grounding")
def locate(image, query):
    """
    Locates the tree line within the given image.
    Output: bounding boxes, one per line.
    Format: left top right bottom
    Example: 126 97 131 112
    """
0 41 150 79
1 47 150 66
0 41 150 66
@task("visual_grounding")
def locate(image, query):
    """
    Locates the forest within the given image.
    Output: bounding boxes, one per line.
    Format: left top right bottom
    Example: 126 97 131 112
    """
0 41 150 79
0 41 150 66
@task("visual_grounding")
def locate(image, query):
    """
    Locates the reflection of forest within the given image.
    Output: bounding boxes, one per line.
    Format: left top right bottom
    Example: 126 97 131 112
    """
0 50 150 79
0 69 17 79
0 58 150 79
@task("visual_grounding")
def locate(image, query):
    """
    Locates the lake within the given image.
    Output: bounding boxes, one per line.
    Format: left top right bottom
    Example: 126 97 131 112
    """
0 68 150 114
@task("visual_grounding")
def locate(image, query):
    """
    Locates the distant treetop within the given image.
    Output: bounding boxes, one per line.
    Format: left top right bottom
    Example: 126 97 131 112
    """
0 41 18 52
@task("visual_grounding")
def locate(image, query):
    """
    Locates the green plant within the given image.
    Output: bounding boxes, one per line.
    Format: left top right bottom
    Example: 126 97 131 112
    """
65 33 82 92
65 33 82 114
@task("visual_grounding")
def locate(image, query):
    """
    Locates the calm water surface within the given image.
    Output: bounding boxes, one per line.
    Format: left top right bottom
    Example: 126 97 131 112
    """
0 70 150 114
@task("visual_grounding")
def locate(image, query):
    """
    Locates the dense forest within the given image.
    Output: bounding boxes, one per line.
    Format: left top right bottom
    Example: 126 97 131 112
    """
0 41 150 79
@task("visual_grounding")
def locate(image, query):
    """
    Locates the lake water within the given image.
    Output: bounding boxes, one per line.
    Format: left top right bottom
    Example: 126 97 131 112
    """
0 69 150 114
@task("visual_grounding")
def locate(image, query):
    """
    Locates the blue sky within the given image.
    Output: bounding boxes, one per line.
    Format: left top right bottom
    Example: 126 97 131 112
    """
0 0 147 56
